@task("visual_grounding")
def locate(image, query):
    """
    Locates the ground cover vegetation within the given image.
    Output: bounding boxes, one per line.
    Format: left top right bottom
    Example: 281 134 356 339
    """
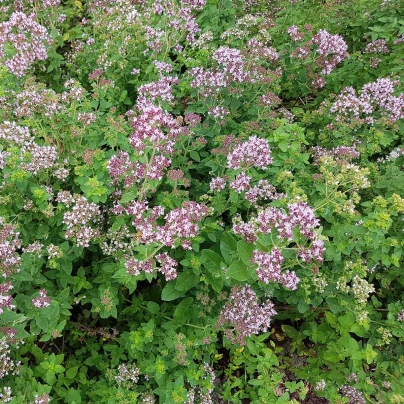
0 0 403 402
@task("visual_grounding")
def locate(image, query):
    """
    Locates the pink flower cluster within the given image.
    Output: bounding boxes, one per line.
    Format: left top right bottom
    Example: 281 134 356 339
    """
124 200 209 247
190 40 279 97
109 199 208 271
109 98 190 193
259 92 282 108
0 283 14 314
364 39 389 54
217 285 277 345
189 67 228 97
0 218 21 278
255 202 321 241
153 60 173 75
208 106 230 121
229 172 251 193
149 0 203 44
233 202 324 286
0 12 52 76
31 393 51 404
311 145 360 164
121 201 208 279
209 177 226 192
330 78 404 122
246 38 279 64
156 252 178 280
0 338 20 381
129 102 189 155
287 25 304 41
252 248 299 290
227 136 273 170
32 289 51 309
312 29 348 75
60 194 101 247
12 85 62 118
245 180 286 205
138 76 179 104
214 46 247 83
0 122 59 175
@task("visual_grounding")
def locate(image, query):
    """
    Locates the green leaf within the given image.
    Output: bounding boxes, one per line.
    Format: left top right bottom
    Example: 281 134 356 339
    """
237 240 254 265
146 301 160 314
220 232 237 265
297 301 309 314
365 344 377 364
36 317 49 332
173 297 194 324
190 151 200 161
175 272 199 292
338 313 355 331
226 261 251 281
161 281 185 301
45 370 56 385
248 379 264 386
120 191 137 203
278 141 289 152
67 388 82 404
201 250 223 272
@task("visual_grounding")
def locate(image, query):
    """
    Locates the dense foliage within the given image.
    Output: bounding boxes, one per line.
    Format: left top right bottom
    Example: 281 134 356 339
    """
0 0 404 402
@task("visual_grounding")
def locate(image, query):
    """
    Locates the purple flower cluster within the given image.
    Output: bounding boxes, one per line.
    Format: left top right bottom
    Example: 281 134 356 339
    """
227 136 273 170
109 100 189 190
32 289 51 309
189 67 227 97
339 386 365 404
214 46 247 83
125 253 178 281
331 78 404 122
252 248 299 290
259 92 282 108
364 39 389 54
245 180 286 205
0 283 14 314
0 386 13 403
230 172 251 193
291 46 310 59
117 201 208 279
0 338 20 380
217 285 277 345
0 122 59 175
0 218 21 278
31 393 51 404
233 202 324 287
130 101 188 154
12 84 62 118
312 29 348 75
208 106 230 121
149 0 203 44
156 252 178 280
209 177 226 192
114 362 141 387
129 201 208 247
246 38 279 64
138 76 179 104
190 39 279 99
61 195 101 247
311 145 360 165
287 25 304 41
395 33 404 44
153 60 172 75
0 12 52 76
